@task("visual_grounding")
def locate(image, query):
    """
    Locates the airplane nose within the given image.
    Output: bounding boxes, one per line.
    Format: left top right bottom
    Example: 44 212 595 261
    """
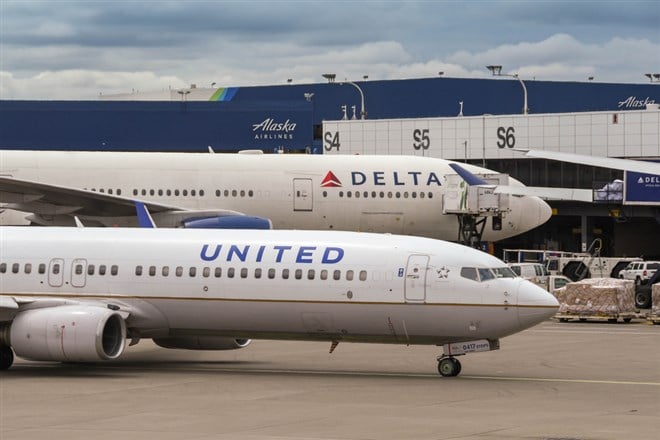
517 280 559 330
518 196 552 232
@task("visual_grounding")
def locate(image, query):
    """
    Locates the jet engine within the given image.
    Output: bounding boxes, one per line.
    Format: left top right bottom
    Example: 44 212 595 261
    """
8 305 127 362
153 336 251 350
182 215 272 229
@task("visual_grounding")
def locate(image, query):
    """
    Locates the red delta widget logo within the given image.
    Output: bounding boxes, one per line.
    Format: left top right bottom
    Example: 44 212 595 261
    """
321 170 442 188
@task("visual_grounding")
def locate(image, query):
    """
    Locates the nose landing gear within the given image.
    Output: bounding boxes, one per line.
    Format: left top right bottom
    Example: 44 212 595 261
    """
436 339 500 377
437 355 462 377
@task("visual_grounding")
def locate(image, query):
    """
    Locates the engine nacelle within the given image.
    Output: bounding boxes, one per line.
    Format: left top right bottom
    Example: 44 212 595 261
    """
10 306 127 362
153 336 251 350
183 215 272 230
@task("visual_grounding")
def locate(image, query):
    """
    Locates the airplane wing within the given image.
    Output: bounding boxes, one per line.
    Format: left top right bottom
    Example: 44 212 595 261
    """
0 176 246 227
515 149 660 175
449 163 593 202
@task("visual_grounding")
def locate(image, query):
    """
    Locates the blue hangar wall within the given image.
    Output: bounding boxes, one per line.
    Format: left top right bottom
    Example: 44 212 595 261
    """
1 77 658 152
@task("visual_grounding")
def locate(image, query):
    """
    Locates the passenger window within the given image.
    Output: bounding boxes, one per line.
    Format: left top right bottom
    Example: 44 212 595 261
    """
52 263 60 275
38 263 46 274
111 265 118 276
176 266 183 277
75 264 83 275
214 267 222 278
12 263 19 274
203 267 210 278
333 270 341 280
99 265 106 276
88 264 95 275
227 268 235 278
460 267 478 281
308 269 315 280
189 267 197 277
346 270 354 281
295 269 303 280
282 269 289 279
359 270 367 281
162 266 170 277
149 266 156 276
320 269 328 280
0 263 5 273
135 266 143 276
24 263 32 274
191 190 196 196
268 268 275 279
240 268 248 278
255 268 262 279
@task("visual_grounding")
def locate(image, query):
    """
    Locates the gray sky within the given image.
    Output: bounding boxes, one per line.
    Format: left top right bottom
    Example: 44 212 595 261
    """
1 0 659 99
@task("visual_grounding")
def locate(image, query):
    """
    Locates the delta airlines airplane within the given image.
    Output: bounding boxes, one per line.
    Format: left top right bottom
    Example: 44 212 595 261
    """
0 227 558 376
0 150 551 242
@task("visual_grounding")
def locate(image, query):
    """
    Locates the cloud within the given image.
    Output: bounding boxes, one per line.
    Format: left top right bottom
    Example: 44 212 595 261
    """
0 2 658 98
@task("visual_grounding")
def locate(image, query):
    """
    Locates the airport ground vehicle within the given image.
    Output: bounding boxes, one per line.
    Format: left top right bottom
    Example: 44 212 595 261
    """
619 261 660 286
635 269 660 309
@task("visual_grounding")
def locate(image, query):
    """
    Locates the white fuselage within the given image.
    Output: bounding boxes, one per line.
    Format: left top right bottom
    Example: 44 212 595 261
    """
0 151 551 241
0 227 558 346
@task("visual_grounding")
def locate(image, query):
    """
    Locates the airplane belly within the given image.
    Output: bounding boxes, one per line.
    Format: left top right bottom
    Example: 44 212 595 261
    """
141 298 525 345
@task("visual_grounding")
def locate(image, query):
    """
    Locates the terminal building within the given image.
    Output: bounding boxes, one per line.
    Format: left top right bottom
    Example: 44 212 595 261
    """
1 76 658 257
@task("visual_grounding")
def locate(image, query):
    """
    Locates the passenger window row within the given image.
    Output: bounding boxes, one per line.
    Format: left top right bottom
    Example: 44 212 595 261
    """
86 188 257 198
323 190 433 199
134 265 368 281
0 262 368 283
0 262 118 277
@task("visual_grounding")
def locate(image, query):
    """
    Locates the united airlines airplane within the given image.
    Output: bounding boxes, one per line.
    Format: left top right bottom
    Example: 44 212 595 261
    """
0 150 551 242
0 227 558 376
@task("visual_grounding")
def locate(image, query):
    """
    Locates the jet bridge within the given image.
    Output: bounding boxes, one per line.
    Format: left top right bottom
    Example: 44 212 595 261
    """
442 172 510 246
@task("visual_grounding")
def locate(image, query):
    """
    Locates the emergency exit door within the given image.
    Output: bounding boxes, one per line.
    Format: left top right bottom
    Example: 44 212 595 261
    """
293 178 313 211
405 255 429 302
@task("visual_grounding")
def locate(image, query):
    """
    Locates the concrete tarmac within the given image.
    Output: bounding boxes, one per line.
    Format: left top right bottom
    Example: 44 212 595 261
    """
1 320 658 440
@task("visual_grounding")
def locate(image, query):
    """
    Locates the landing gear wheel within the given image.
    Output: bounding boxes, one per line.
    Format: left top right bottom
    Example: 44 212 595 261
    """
438 357 462 377
0 345 14 370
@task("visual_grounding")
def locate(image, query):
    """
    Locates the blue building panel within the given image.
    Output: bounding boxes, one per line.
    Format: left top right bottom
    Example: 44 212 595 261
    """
624 171 660 205
0 77 658 152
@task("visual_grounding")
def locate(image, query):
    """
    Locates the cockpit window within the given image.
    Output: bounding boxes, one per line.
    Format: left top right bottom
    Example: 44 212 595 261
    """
460 267 479 281
462 266 511 282
478 268 495 281
493 267 517 278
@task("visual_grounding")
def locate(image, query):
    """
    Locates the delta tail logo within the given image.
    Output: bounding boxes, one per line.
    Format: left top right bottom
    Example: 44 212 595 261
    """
321 171 342 187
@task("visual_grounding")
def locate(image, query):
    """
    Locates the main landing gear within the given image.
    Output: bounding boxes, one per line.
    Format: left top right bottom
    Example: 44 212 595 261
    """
0 345 14 370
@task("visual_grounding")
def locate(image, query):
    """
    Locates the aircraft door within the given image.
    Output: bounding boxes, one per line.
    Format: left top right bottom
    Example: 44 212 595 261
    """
71 259 87 288
48 258 64 287
405 254 429 302
293 178 313 212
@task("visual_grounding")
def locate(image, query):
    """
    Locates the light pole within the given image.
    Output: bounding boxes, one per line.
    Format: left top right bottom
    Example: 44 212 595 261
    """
644 73 660 83
486 65 528 115
342 80 366 119
322 74 367 119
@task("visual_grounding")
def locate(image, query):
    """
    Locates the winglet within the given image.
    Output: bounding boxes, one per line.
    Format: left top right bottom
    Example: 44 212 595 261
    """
134 201 156 228
448 163 489 186
73 216 85 228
